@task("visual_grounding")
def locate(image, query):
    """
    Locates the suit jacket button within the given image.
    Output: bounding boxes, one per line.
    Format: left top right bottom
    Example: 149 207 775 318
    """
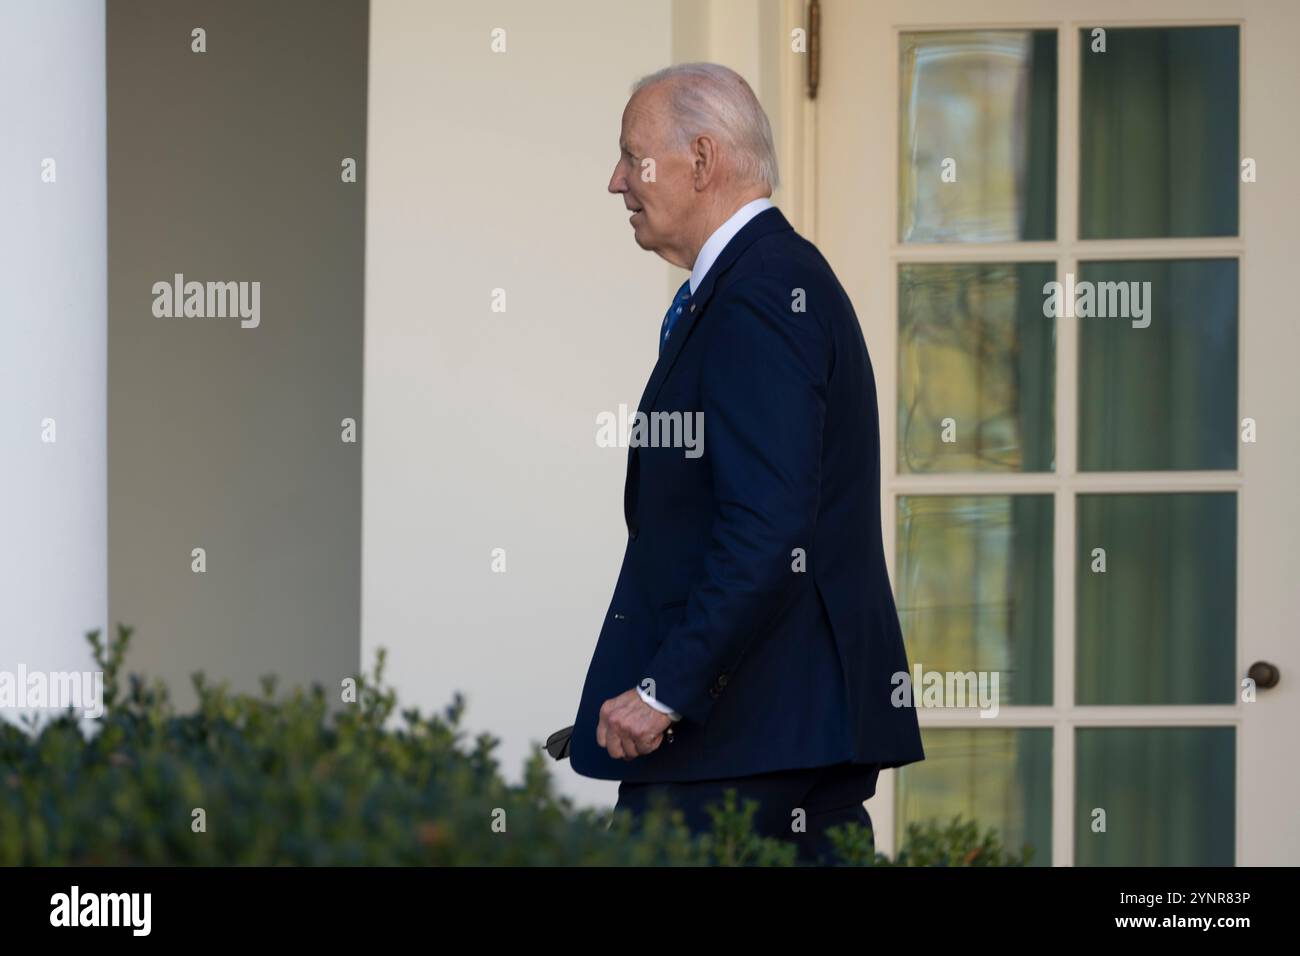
717 674 728 687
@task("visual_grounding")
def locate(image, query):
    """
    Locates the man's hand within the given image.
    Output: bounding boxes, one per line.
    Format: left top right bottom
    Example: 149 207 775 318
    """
596 688 673 761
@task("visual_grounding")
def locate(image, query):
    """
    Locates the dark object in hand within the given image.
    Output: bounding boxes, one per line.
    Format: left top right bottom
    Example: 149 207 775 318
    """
545 725 574 760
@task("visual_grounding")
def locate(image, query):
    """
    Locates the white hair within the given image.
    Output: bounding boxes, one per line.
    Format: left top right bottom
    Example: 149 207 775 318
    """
631 62 780 192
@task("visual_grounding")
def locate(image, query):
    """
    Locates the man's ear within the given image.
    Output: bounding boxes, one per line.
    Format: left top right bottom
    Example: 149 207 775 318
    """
692 133 719 189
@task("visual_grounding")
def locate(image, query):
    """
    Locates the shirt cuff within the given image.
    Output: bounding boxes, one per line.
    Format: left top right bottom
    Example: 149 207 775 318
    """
637 685 681 722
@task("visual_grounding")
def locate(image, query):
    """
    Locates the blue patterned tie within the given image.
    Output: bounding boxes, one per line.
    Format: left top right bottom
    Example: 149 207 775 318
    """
659 279 692 354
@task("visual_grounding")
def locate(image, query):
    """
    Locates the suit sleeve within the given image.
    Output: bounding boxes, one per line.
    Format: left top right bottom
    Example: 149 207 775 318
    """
640 274 829 725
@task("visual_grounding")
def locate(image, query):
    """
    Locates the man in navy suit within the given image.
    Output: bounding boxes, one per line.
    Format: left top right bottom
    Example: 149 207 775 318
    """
570 62 924 864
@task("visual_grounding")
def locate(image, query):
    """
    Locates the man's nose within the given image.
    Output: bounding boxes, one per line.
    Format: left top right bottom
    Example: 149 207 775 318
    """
608 164 626 194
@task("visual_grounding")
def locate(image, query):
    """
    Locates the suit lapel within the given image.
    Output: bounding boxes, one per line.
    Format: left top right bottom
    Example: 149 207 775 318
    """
633 206 793 417
623 207 793 534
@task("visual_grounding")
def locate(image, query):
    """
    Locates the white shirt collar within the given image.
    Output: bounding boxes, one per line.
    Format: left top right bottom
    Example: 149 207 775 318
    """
689 197 775 295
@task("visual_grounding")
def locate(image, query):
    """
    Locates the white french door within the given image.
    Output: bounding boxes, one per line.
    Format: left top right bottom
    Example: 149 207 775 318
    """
814 0 1300 865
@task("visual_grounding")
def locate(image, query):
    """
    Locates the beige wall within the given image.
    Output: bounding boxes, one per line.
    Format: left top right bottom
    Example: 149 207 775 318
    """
363 0 796 808
107 0 368 707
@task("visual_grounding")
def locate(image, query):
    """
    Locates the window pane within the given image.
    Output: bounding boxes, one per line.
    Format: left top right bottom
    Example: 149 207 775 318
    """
899 262 1055 473
899 30 1057 242
896 728 1052 865
1076 727 1235 865
1077 259 1238 471
1079 26 1239 238
897 495 1053 705
1077 493 1236 705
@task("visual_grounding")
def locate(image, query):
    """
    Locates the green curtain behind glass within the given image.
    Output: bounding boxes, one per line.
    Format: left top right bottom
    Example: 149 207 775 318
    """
1079 27 1239 238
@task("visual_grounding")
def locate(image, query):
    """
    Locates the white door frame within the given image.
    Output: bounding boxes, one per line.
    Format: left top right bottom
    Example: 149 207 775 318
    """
810 0 1300 865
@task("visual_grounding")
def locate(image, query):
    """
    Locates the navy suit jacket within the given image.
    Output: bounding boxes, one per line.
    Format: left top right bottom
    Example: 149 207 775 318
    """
570 206 925 783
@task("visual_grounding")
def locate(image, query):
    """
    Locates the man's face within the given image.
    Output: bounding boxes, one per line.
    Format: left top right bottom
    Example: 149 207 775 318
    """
608 85 696 264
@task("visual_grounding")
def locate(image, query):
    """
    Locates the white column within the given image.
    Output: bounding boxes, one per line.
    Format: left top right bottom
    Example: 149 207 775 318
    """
0 1 107 723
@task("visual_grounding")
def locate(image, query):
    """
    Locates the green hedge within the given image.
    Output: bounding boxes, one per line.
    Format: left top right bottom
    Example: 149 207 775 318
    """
0 626 1031 866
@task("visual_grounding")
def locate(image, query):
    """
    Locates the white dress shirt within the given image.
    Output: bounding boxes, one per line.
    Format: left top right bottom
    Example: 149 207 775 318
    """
636 196 777 723
689 196 774 295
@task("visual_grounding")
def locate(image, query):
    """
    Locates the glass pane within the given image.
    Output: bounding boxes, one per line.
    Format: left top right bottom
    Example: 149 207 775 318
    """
899 262 1055 473
1076 493 1236 705
897 495 1053 705
1077 259 1238 471
899 30 1057 242
896 728 1052 865
1080 26 1239 238
1076 727 1235 866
